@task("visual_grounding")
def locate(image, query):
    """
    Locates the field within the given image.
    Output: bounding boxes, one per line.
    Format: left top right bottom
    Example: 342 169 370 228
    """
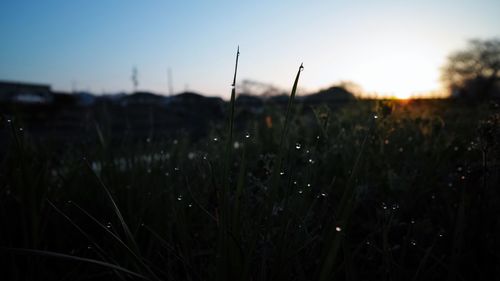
1 95 499 280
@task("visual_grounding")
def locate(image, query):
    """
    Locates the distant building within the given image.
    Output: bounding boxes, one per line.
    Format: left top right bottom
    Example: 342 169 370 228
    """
0 81 53 104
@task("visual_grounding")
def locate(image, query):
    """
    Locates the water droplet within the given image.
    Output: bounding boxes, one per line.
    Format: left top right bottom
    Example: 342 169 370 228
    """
438 233 444 238
174 167 180 171
177 195 183 201
316 135 320 140
298 190 303 194
295 143 301 150
213 137 219 142
391 203 399 210
279 171 285 176
19 127 23 131
87 245 93 250
188 152 196 159
308 158 315 164
366 241 371 245
306 183 311 188
188 203 193 208
293 181 297 185
306 149 310 154
373 115 378 119
233 141 240 149
410 219 415 224
106 222 112 229
410 240 417 246
320 193 327 197
245 132 250 138
335 226 342 232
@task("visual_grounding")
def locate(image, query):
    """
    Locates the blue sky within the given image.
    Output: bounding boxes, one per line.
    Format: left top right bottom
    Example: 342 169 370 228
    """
1 0 499 98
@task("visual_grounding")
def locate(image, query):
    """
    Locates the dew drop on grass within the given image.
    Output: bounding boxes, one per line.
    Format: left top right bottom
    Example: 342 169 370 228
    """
295 143 302 150
320 193 327 198
316 135 320 140
298 190 303 194
177 195 183 201
7 119 11 123
335 226 342 232
106 222 112 229
373 115 378 119
293 181 297 185
188 203 193 208
245 132 250 139
213 137 219 142
279 171 285 176
410 240 417 246
306 183 311 188
308 158 314 164
174 167 180 172
87 245 93 250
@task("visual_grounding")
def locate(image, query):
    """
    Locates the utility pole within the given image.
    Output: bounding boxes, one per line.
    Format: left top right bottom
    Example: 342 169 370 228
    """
131 66 138 93
167 67 174 96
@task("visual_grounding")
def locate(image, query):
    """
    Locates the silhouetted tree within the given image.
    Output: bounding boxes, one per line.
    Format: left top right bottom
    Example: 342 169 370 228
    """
442 39 500 99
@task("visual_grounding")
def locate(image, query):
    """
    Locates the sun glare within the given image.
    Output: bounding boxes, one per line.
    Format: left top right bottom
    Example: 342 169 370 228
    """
350 41 442 99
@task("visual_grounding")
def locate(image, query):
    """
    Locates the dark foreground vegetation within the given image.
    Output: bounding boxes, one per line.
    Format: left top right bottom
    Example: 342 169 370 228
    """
1 93 499 281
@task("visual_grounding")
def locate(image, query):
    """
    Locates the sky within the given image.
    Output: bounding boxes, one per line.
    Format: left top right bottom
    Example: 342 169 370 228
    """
1 0 499 99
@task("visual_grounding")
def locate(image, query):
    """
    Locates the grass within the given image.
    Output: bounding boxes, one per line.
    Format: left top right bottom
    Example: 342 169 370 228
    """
1 55 500 280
